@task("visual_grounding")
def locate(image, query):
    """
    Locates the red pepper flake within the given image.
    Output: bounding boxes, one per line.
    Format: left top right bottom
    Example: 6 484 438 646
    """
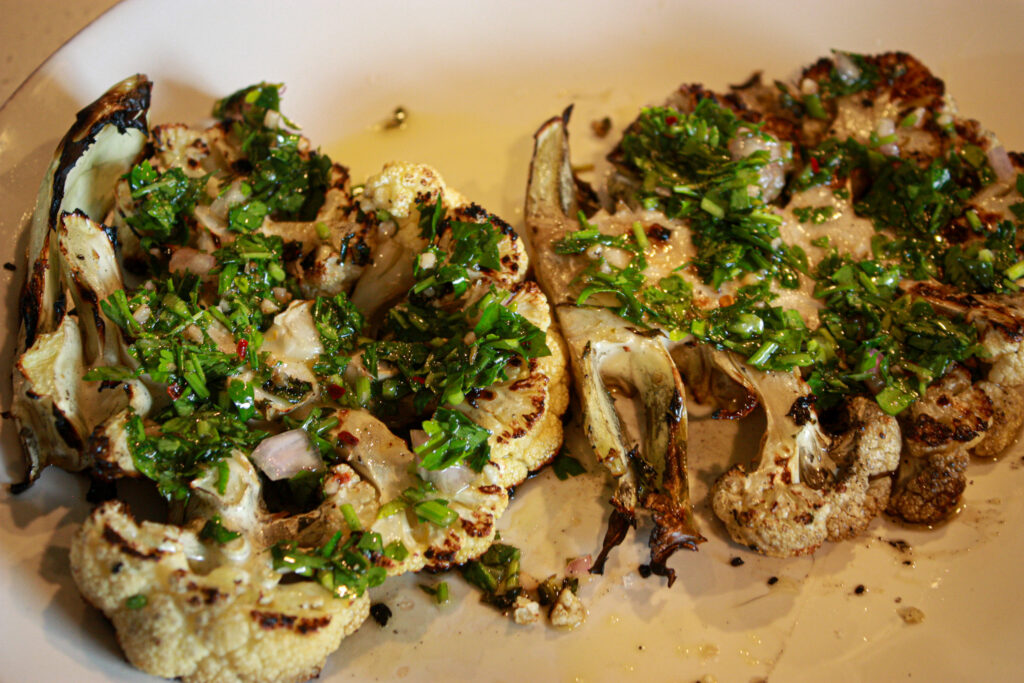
167 383 184 400
236 339 249 361
338 430 359 446
411 376 426 385
327 384 347 400
665 115 678 126
809 157 820 173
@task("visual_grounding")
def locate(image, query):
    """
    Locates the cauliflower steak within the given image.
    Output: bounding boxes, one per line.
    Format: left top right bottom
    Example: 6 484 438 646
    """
13 79 567 682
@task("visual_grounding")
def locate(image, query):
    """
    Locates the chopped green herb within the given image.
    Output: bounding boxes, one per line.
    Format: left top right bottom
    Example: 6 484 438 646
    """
271 530 388 599
416 408 491 472
461 543 522 610
551 449 586 480
200 515 241 544
127 409 266 501
614 100 802 290
123 160 207 248
213 83 333 225
378 477 458 528
125 594 148 610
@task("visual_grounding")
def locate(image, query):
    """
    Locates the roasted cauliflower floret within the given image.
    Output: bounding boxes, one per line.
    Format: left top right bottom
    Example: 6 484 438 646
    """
71 501 369 683
351 162 528 320
887 366 993 524
823 397 901 542
708 351 899 557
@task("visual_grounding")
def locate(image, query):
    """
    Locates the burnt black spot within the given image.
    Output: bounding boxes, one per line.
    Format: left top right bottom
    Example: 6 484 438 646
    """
3 262 15 271
283 240 304 262
637 564 652 578
767 576 779 586
646 224 672 242
787 395 815 426
370 603 392 627
53 291 67 322
51 403 84 450
729 556 745 567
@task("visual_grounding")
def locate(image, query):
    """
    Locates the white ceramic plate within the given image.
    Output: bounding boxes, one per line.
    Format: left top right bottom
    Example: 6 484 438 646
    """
3 1 1024 681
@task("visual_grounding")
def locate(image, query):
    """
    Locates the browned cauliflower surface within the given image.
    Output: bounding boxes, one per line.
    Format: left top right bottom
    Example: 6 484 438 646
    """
15 77 568 683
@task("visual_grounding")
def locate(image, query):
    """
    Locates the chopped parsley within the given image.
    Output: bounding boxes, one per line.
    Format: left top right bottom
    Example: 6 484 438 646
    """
808 254 984 413
214 83 333 226
210 232 290 345
122 160 207 248
793 206 837 224
92 275 243 415
311 292 364 379
200 515 241 544
615 100 803 289
271 530 401 599
461 543 522 610
364 287 549 412
813 51 883 100
692 282 817 372
415 408 491 472
127 409 266 501
377 477 459 527
412 200 503 300
551 449 586 480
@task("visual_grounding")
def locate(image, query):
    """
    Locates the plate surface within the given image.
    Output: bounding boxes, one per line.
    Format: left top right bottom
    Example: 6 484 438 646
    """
2 1 1024 681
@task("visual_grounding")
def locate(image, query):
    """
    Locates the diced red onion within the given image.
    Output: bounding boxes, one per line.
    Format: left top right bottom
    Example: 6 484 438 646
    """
168 247 216 276
409 429 428 451
987 145 1015 182
565 554 594 577
250 429 322 481
833 52 862 85
864 350 886 395
876 118 898 157
418 463 476 497
209 179 249 219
